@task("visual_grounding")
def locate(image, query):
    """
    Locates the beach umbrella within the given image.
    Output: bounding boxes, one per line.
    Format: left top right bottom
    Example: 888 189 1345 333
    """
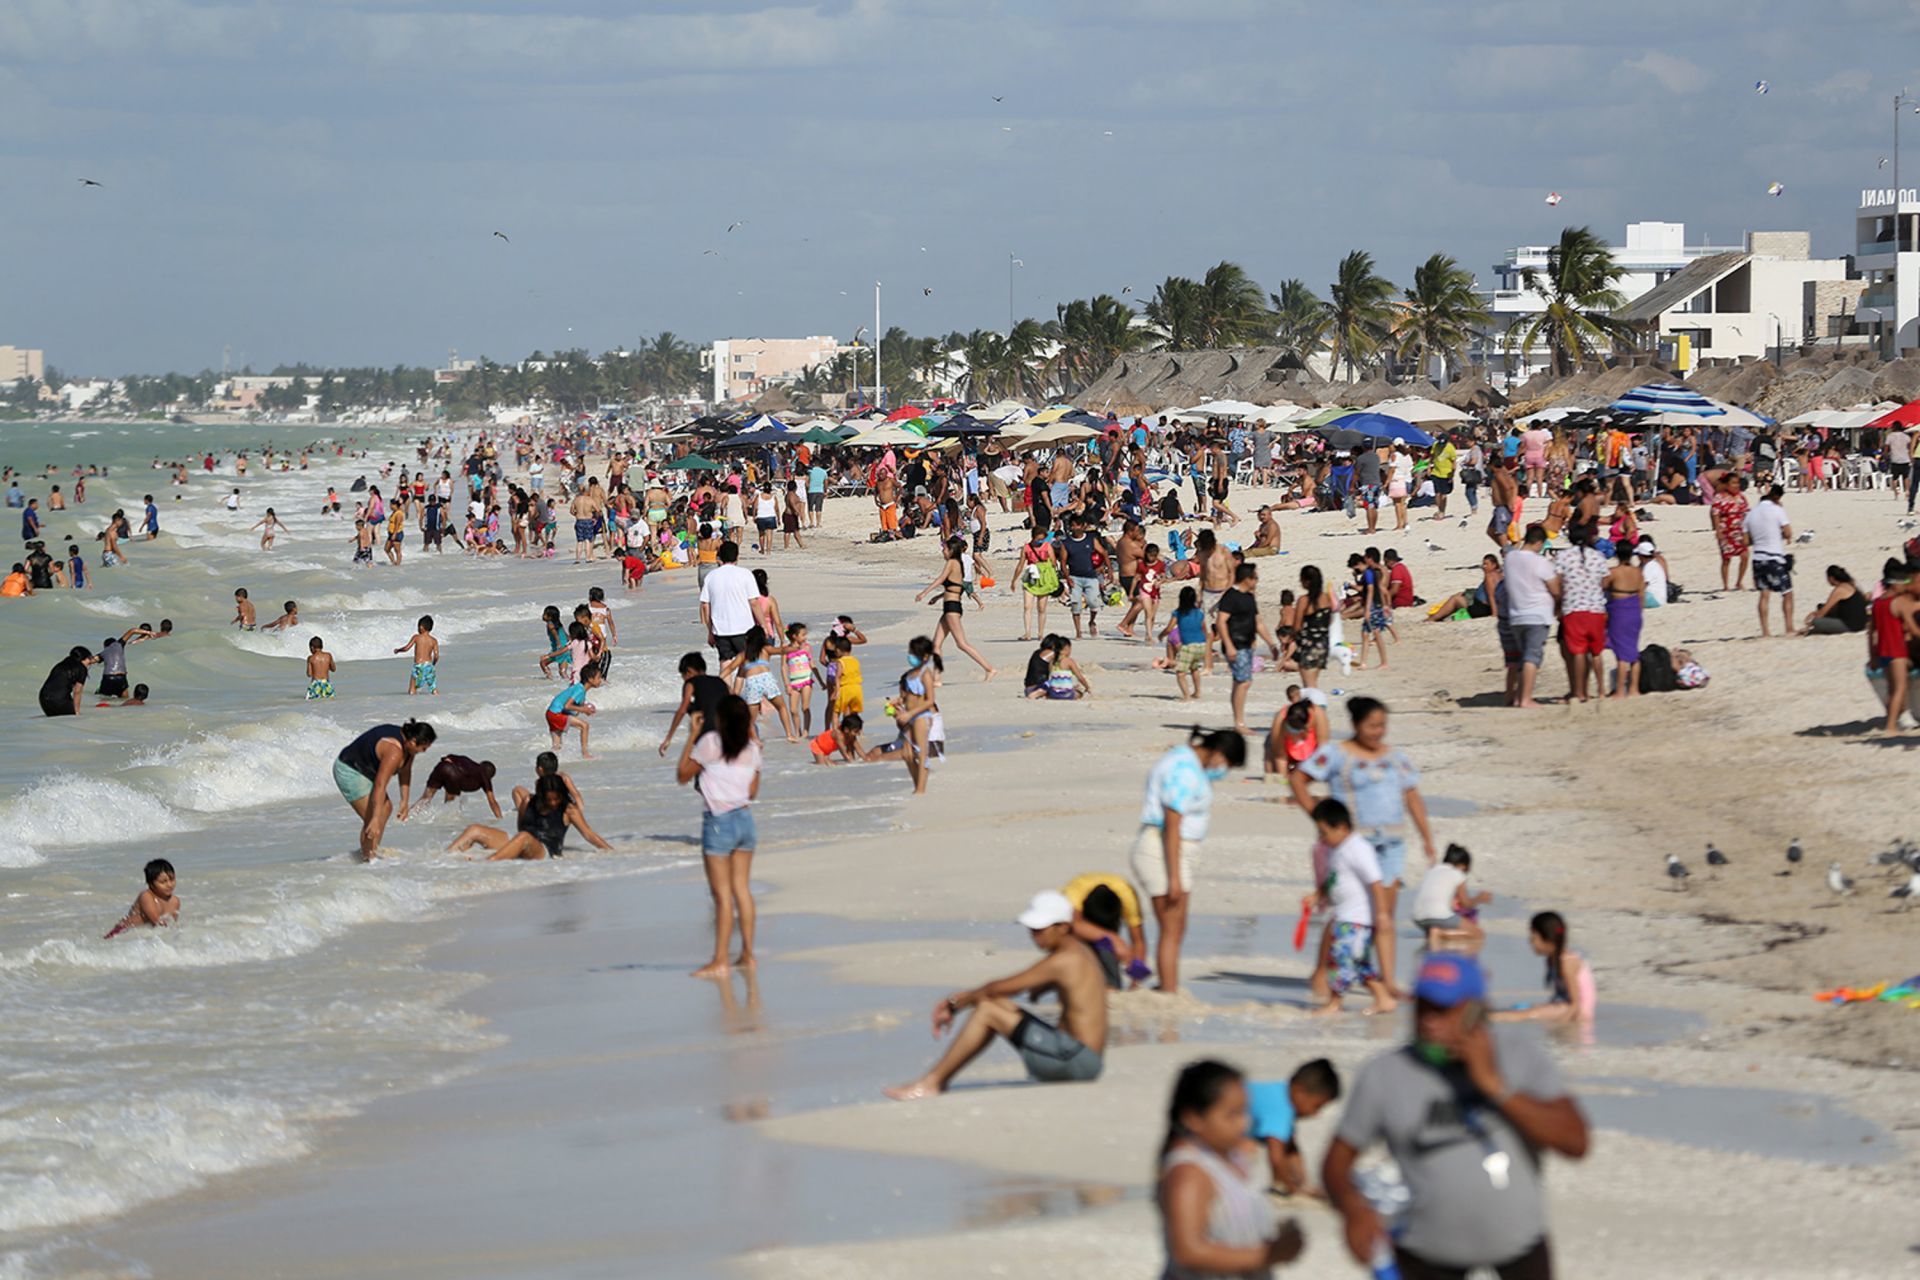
1318 428 1367 451
799 426 843 445
665 453 721 471
1609 383 1724 417
883 403 926 422
845 423 934 448
1011 422 1101 450
682 414 740 437
1320 412 1435 447
930 412 999 437
711 426 790 448
734 413 789 434
1642 402 1767 429
1865 399 1920 429
1372 396 1472 425
1057 410 1110 428
1295 406 1357 429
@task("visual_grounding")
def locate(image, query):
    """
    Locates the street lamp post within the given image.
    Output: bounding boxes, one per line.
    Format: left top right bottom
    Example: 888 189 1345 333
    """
1008 254 1023 335
1891 91 1919 356
1768 312 1783 369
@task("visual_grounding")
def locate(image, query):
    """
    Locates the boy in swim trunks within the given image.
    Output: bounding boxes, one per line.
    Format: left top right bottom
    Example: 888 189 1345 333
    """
884 890 1108 1099
260 600 299 632
104 858 179 938
231 587 256 630
546 666 603 758
394 614 439 694
306 635 336 700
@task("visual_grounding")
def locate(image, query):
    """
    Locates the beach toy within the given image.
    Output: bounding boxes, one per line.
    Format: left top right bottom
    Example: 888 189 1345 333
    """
979 575 995 588
1292 895 1313 951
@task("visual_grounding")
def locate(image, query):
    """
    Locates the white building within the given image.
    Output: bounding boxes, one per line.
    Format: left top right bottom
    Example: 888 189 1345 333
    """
703 336 844 404
59 379 114 411
1612 232 1851 367
1854 187 1919 356
1477 221 1743 387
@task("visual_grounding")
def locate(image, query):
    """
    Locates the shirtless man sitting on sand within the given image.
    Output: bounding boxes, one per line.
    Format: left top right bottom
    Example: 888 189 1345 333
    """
885 890 1108 1099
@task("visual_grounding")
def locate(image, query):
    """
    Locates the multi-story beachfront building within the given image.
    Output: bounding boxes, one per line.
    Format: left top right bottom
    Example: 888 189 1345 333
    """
1475 222 1742 388
1854 187 1920 356
1613 232 1856 367
703 336 845 404
0 346 46 384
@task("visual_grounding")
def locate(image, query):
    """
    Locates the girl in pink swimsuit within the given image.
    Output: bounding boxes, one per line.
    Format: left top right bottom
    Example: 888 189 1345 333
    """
1494 910 1596 1029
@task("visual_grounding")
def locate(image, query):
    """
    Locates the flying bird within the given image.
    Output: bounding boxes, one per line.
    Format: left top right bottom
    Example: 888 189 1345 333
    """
1103 130 1114 136
1827 862 1855 896
492 230 509 242
78 178 103 187
727 221 745 233
1881 157 1891 169
1001 126 1013 132
1666 853 1690 889
991 95 1004 102
1121 285 1133 294
1544 191 1562 206
702 249 721 257
922 287 933 296
920 246 928 252
1754 79 1770 94
1768 181 1785 197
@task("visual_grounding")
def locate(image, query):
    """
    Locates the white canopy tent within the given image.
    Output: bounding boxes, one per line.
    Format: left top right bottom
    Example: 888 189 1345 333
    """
1372 396 1472 425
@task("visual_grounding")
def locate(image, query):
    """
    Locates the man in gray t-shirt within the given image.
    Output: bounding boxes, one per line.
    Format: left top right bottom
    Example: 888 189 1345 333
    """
1324 955 1589 1278
1348 447 1385 532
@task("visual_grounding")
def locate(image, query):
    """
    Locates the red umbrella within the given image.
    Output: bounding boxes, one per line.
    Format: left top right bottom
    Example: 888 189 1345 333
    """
1866 399 1920 429
884 403 925 421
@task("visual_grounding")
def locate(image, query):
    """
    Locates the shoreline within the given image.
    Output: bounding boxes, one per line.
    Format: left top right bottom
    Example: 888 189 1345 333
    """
17 443 1920 1277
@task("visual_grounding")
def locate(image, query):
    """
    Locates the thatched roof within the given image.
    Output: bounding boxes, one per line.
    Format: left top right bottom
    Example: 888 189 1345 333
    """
1873 357 1920 404
1081 347 1346 413
1439 374 1508 411
1708 361 1780 409
750 384 795 413
1583 362 1673 399
1344 377 1401 407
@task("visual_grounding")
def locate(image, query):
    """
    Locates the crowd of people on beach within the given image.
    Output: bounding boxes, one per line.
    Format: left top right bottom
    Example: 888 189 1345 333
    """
33 393 1920 1279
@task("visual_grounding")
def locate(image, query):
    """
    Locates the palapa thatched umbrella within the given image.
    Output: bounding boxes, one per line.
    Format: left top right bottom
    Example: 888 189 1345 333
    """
1873 356 1920 404
1438 373 1508 412
1344 376 1400 407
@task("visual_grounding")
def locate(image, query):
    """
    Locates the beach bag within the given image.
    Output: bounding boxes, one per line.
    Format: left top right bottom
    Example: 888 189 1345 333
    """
1638 643 1678 694
1024 558 1060 597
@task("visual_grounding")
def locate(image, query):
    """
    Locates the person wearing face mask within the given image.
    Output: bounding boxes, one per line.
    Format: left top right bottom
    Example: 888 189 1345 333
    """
1129 726 1246 995
1323 955 1589 1280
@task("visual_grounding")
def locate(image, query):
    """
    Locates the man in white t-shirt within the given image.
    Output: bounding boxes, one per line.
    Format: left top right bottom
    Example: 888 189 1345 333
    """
697 541 762 661
1311 798 1395 1018
1500 525 1560 708
1742 484 1794 637
1886 428 1912 507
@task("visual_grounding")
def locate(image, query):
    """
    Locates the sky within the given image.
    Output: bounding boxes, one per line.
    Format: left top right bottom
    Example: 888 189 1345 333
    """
6 0 1920 375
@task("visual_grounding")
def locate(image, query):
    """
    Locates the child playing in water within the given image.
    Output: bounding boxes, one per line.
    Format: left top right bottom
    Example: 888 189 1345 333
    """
721 625 801 743
104 858 179 938
545 665 603 758
538 605 570 680
395 615 439 695
306 635 336 700
1494 910 1596 1027
1023 634 1091 700
518 750 584 813
97 683 149 708
261 600 299 632
252 507 289 550
784 622 816 734
231 587 256 630
823 632 863 727
809 712 865 763
1410 843 1490 953
350 518 375 566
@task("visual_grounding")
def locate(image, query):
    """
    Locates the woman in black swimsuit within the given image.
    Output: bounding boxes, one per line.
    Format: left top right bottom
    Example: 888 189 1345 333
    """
914 536 997 680
449 774 610 861
39 645 97 717
1287 565 1335 688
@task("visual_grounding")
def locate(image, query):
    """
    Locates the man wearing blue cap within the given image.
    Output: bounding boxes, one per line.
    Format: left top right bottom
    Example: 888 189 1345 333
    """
1322 954 1589 1279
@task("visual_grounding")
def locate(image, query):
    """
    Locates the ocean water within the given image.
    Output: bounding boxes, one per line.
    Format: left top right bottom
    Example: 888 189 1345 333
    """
0 422 906 1270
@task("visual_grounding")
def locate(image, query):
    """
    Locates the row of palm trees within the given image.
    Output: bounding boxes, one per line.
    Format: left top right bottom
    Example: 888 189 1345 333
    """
789 227 1626 403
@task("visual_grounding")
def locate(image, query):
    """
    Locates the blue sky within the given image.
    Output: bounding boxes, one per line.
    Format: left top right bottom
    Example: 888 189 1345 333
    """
5 0 1918 373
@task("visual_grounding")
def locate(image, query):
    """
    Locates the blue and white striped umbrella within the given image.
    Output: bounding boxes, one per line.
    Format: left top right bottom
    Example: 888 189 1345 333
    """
1608 383 1724 416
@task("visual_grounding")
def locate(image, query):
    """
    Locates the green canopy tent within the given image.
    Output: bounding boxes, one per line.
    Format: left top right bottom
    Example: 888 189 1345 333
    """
664 453 722 471
799 426 843 445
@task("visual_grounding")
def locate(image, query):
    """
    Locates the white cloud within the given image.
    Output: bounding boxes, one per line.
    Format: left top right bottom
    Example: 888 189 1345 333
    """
1623 50 1709 95
1811 67 1872 103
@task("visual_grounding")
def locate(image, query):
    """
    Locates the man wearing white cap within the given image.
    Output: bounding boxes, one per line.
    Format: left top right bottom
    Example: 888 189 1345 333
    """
884 890 1108 1099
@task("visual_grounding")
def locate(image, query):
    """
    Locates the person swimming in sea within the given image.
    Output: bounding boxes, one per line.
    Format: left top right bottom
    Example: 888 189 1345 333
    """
104 858 179 938
447 773 610 861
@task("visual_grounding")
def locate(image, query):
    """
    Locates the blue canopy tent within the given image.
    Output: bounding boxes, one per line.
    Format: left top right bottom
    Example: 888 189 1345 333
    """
1319 412 1435 447
929 412 999 437
1608 383 1724 417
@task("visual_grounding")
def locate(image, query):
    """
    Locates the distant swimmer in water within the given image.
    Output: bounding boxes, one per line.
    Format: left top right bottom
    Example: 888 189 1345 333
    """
260 600 298 632
448 774 609 861
251 507 289 550
394 615 439 695
231 587 256 630
96 682 149 708
306 635 336 700
334 720 436 860
104 858 179 938
39 645 97 717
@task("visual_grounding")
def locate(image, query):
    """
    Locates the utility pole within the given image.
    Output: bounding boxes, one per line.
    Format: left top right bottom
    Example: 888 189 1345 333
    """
1008 254 1023 334
874 282 884 410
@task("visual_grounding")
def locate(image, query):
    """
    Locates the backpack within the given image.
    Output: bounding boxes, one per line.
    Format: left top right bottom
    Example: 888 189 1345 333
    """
1638 643 1678 694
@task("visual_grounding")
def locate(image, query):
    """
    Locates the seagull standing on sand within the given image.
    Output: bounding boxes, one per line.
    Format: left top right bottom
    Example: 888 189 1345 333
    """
1786 838 1803 867
1892 873 1920 907
1706 843 1728 868
1827 862 1855 896
1666 853 1690 890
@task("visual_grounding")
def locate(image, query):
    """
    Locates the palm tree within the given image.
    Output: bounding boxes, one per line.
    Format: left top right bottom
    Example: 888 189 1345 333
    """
638 331 698 397
1269 279 1327 363
1194 261 1273 347
1145 276 1206 351
1322 251 1397 382
1509 226 1627 377
1049 294 1147 393
1005 319 1051 400
1394 254 1490 382
959 329 1009 400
